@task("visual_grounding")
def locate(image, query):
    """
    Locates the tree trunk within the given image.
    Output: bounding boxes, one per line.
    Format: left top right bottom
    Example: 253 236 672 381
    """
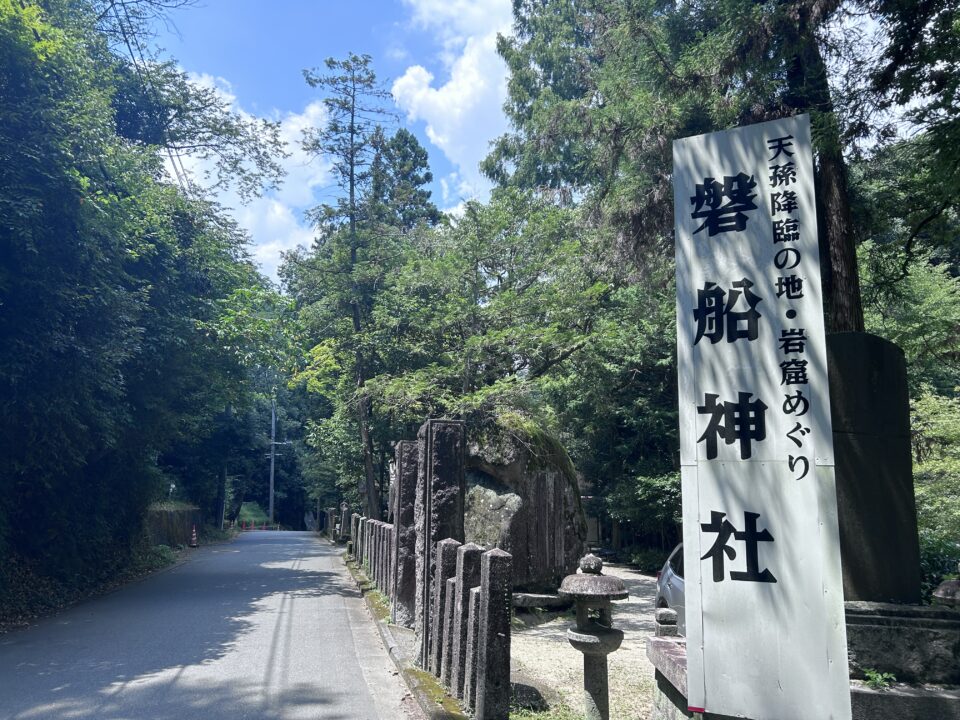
786 13 865 333
346 73 380 518
816 140 864 332
357 388 380 518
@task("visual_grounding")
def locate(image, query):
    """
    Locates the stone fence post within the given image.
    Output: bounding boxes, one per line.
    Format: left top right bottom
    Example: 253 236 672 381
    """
361 518 373 579
464 586 482 711
450 543 483 699
475 548 512 720
429 538 461 675
392 440 418 627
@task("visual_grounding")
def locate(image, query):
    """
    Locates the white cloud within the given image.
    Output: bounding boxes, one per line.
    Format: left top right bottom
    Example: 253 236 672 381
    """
401 0 511 40
186 72 238 106
163 75 329 284
392 0 513 202
237 198 316 282
234 101 330 283
273 101 330 209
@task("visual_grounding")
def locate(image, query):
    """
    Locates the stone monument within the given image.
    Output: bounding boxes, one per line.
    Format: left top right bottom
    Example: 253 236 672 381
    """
414 418 466 668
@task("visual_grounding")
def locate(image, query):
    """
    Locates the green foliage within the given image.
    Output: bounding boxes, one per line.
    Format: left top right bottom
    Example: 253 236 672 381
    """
510 703 584 720
863 668 897 690
621 546 670 574
284 53 442 515
859 243 960 394
919 531 960 603
132 544 177 572
0 0 289 597
237 502 269 524
911 390 960 542
870 0 960 189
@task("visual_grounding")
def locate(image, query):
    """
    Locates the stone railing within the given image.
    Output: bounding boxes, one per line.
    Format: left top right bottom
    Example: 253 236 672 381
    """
358 517 395 602
355 522 512 719
342 419 514 720
427 539 512 719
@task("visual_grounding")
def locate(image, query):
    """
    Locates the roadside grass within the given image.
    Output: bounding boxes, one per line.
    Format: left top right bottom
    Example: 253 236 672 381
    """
408 667 469 718
510 703 584 720
343 554 391 620
201 524 239 542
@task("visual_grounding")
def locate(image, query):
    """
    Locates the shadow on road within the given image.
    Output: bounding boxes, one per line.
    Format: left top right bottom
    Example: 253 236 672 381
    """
0 532 364 720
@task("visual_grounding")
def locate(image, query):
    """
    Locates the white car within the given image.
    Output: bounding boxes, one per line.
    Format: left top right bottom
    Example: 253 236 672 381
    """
655 543 685 635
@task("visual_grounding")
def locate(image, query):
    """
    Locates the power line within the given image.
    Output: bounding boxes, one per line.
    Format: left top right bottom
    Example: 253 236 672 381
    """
109 0 191 193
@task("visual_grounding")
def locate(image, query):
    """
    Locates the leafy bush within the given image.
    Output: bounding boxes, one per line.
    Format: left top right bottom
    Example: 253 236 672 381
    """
238 502 270 524
863 668 896 690
919 530 960 603
621 546 670 573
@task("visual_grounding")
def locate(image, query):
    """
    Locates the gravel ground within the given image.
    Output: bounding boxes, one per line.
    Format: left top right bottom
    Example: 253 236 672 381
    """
510 564 658 719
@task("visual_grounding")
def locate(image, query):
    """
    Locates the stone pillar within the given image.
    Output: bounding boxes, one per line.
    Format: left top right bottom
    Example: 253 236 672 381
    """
654 608 679 638
451 543 483 698
429 538 461 674
383 524 391 594
339 502 350 541
384 523 394 597
476 548 512 720
357 518 363 562
389 523 396 600
440 576 457 686
414 419 466 667
372 522 380 585
350 513 360 554
326 508 336 539
828 333 921 603
377 522 385 589
363 518 372 569
464 586 481 711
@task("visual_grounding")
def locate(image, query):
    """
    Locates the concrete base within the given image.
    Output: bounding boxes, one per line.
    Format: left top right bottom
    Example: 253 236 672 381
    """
646 636 960 720
851 682 960 720
846 601 960 684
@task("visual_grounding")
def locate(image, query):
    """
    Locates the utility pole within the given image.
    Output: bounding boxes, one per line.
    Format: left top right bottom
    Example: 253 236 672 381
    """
269 397 276 524
265 399 292 528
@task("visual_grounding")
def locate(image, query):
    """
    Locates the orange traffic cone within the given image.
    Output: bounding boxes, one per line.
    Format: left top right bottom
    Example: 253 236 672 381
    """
189 524 198 548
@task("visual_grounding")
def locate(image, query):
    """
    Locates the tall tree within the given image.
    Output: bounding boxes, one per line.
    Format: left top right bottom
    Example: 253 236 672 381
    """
485 0 952 332
291 54 438 517
0 0 284 592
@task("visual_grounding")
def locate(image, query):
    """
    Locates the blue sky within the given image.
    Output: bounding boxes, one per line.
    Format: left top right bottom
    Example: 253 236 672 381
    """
153 0 514 281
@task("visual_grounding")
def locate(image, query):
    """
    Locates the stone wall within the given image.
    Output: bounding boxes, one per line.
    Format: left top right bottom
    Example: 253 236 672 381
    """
145 505 202 547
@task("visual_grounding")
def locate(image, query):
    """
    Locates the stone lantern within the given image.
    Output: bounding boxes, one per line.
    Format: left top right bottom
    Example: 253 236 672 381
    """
933 563 960 607
559 554 628 720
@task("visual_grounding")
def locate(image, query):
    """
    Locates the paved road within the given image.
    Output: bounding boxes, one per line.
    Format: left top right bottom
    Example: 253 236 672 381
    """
0 532 420 720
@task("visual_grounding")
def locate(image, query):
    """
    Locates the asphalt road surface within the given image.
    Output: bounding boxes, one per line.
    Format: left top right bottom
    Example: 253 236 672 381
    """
0 532 420 720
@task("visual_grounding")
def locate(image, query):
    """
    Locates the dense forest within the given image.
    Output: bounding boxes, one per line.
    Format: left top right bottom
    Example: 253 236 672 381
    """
1 0 957 615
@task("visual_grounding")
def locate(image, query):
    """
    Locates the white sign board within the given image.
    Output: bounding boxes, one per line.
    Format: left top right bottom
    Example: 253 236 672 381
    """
673 115 850 720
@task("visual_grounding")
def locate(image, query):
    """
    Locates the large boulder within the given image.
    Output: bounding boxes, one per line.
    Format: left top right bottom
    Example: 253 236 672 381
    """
465 422 586 591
